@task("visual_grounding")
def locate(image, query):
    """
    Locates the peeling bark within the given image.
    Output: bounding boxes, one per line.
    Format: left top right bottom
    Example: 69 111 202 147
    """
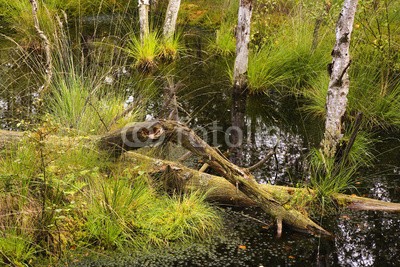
138 0 150 43
233 0 252 93
163 0 181 40
321 0 358 158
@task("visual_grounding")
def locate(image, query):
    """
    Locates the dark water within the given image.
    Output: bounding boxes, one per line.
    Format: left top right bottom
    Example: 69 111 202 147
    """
1 20 400 267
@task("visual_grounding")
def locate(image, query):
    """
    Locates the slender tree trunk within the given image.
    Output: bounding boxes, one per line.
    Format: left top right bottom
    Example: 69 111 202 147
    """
231 0 253 164
138 0 150 43
321 0 358 158
233 0 253 93
163 0 181 40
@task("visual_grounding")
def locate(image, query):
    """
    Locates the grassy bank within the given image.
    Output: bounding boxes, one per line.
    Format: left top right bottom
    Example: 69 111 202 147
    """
0 133 222 266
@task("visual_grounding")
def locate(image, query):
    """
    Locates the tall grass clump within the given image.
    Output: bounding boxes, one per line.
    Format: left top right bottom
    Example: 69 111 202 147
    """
159 33 184 62
207 0 237 57
347 48 400 129
126 31 183 72
126 32 161 72
85 174 222 250
208 22 236 57
309 149 356 200
44 14 141 134
246 18 332 93
308 129 375 212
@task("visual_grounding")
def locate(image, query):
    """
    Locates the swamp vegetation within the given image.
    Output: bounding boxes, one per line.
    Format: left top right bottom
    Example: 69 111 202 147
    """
0 0 400 266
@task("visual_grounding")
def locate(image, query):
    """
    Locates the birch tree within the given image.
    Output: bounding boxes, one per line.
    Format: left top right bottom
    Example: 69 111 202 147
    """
233 0 253 94
163 0 181 40
230 0 253 165
138 0 150 43
321 0 359 158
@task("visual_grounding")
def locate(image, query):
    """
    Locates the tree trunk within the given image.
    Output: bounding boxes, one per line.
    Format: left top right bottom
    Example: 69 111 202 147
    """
321 0 358 158
159 76 180 121
233 0 252 93
101 120 332 236
122 151 400 211
163 0 181 40
138 0 150 43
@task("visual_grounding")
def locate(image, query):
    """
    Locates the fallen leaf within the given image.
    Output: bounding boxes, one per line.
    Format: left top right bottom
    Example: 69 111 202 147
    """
238 245 247 250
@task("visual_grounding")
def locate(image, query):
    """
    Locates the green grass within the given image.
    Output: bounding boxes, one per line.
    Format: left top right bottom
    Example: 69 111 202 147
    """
126 31 183 72
208 22 236 57
126 32 161 72
0 231 37 266
159 33 184 62
309 148 357 198
245 18 331 93
0 133 222 264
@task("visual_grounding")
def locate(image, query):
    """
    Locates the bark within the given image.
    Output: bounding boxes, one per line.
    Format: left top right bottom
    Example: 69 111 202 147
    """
138 0 150 43
159 77 180 121
233 0 252 92
163 0 181 40
121 151 400 211
321 0 358 158
30 0 52 97
230 89 247 165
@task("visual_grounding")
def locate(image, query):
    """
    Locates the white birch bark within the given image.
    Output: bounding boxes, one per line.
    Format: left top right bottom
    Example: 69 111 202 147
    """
233 0 253 93
138 0 150 43
163 0 181 40
321 0 358 158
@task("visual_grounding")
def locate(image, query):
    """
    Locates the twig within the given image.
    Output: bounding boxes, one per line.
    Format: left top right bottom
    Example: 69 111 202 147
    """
178 151 192 162
247 148 276 171
199 163 209 172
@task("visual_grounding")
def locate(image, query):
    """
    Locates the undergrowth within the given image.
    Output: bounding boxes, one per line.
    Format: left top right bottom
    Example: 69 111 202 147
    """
0 130 222 266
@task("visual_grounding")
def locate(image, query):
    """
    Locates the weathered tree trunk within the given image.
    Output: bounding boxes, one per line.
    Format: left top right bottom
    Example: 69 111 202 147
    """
231 0 252 164
233 0 252 93
122 151 400 212
321 0 358 158
138 0 150 43
163 0 181 40
159 76 180 121
101 120 331 236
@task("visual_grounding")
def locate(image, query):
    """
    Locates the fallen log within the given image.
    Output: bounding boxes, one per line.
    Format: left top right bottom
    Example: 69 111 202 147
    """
103 120 332 236
122 151 400 213
3 120 400 236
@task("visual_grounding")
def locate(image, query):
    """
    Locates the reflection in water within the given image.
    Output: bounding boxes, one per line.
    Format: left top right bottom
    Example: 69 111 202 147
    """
334 210 400 267
241 116 307 185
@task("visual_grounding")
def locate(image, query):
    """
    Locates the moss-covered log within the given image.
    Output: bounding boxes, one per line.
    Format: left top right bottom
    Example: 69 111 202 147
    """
3 120 400 236
122 151 400 213
104 120 332 236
